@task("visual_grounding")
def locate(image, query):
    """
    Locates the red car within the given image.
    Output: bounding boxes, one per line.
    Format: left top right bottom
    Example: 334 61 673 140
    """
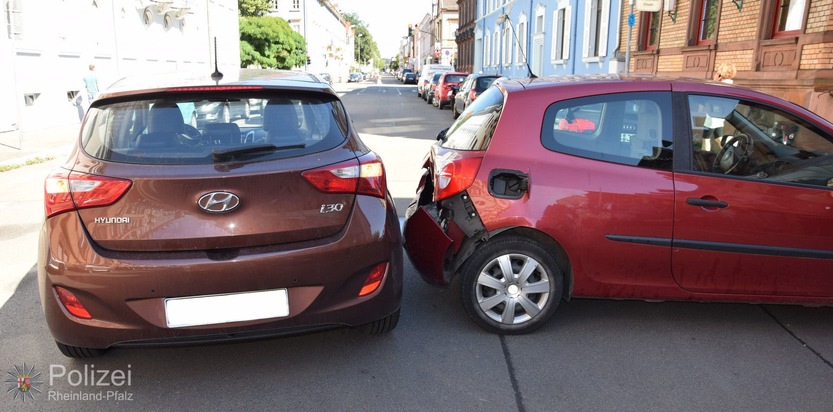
433 72 469 110
404 75 833 335
39 70 402 357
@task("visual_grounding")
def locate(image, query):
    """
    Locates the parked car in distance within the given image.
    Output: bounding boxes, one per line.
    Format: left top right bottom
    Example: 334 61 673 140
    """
403 75 833 335
425 72 443 105
417 71 434 99
399 68 413 82
403 72 417 84
40 69 403 357
452 74 503 119
417 65 453 96
194 98 260 127
348 72 362 82
318 72 333 85
433 72 468 110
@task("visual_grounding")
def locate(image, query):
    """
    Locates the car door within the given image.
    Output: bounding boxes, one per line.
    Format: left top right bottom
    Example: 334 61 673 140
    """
672 93 833 297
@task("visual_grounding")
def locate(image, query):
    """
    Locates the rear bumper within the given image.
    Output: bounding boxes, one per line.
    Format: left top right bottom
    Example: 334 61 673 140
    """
38 196 403 349
403 205 453 286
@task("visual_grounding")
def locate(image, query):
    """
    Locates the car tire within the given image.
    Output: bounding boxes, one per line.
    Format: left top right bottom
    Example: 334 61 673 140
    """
438 100 444 110
361 309 400 334
460 236 563 335
427 95 433 104
222 105 231 123
56 341 107 358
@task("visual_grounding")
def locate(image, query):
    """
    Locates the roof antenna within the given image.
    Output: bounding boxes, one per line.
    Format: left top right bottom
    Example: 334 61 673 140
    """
210 37 223 84
497 13 537 80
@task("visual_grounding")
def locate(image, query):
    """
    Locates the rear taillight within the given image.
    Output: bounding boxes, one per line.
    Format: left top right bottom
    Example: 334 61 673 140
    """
44 170 132 218
433 151 483 201
55 286 92 319
302 153 386 199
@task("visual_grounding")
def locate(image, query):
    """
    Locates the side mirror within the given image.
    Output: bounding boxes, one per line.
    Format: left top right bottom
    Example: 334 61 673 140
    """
436 127 449 142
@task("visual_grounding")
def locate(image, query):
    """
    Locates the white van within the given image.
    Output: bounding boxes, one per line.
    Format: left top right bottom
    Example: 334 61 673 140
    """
417 64 454 98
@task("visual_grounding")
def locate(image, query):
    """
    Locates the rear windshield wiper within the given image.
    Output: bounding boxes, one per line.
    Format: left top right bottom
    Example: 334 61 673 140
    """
211 143 305 162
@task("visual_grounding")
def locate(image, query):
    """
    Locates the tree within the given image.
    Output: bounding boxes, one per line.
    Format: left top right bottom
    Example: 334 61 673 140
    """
239 16 306 69
239 0 272 17
344 13 381 69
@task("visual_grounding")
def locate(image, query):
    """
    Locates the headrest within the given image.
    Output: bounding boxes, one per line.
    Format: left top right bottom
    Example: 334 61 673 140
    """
262 99 298 133
147 102 184 134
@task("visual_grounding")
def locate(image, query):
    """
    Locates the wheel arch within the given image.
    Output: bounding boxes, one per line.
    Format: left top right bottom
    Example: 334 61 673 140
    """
452 226 573 301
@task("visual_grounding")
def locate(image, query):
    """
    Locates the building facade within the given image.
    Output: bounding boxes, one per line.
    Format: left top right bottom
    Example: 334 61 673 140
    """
1 0 240 133
267 0 353 82
415 12 433 72
435 0 460 67
456 0 477 73
474 0 624 78
622 0 833 119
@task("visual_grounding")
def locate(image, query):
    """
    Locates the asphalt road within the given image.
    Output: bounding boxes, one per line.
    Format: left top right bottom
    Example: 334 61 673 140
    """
1 75 832 411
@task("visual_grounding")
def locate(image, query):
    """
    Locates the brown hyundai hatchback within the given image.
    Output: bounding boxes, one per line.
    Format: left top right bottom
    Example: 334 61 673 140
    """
38 70 402 357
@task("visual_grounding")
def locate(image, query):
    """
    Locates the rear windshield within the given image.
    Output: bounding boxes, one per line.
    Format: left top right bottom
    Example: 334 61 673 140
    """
441 86 504 151
444 75 467 84
81 92 349 165
476 77 499 92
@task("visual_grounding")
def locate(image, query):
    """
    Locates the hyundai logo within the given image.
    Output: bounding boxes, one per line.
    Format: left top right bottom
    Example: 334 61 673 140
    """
197 192 241 213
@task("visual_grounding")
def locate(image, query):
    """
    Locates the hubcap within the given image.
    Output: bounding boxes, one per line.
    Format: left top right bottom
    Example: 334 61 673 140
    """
475 253 551 325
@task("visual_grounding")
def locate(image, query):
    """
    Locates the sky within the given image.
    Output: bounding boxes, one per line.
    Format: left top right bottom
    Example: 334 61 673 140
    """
333 0 435 58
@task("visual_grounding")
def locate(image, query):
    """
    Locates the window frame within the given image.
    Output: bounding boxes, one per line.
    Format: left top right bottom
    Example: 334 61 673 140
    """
516 15 527 66
685 93 833 188
582 0 609 60
541 92 674 170
551 2 571 63
639 11 661 51
503 25 512 66
695 0 719 46
771 0 807 39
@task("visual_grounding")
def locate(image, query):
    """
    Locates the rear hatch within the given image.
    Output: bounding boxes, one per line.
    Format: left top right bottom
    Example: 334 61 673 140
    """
72 89 359 252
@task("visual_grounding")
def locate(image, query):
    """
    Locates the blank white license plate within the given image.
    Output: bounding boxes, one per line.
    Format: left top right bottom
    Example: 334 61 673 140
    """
165 289 289 328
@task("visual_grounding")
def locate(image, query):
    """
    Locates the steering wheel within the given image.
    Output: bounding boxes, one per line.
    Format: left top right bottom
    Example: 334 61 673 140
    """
179 124 203 147
712 133 753 174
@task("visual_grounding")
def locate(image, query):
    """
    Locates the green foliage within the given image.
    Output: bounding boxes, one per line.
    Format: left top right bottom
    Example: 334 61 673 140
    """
238 0 272 17
344 13 381 68
239 16 306 69
389 55 400 71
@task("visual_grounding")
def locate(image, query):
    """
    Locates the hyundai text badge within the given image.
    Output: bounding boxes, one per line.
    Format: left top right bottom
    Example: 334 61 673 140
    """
198 192 241 213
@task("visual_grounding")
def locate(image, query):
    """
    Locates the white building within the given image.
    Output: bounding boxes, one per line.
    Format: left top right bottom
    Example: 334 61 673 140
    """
268 0 353 83
1 0 240 133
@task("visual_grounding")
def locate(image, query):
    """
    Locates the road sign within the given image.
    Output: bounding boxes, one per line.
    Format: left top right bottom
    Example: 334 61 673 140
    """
636 0 662 11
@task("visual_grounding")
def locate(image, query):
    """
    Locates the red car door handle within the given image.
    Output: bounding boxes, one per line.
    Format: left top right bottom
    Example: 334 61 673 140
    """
686 198 728 208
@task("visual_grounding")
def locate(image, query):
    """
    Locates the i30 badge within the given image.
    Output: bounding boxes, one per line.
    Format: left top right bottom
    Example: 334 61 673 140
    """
198 192 241 213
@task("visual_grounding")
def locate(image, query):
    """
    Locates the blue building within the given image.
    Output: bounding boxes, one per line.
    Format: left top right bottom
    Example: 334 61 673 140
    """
474 0 624 78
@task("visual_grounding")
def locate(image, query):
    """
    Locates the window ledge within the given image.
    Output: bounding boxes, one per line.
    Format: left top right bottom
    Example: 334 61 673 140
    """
762 37 799 46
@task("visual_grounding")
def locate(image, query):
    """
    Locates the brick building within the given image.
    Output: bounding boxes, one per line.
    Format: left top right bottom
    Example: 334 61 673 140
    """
455 0 476 73
622 0 833 119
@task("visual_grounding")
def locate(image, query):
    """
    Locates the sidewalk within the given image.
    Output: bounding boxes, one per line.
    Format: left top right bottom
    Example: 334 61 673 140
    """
0 123 80 167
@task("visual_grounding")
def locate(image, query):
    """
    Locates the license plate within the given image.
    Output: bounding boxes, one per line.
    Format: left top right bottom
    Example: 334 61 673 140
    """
165 289 289 328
